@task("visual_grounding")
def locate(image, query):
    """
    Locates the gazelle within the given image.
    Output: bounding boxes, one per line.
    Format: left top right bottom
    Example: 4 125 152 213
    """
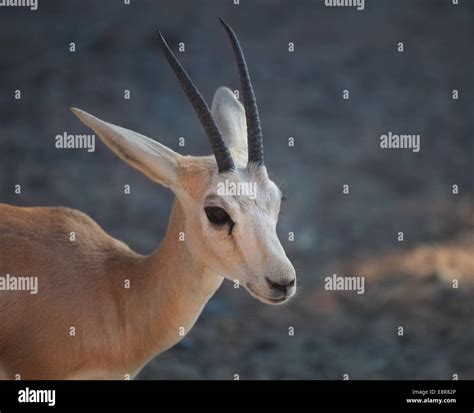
0 20 296 380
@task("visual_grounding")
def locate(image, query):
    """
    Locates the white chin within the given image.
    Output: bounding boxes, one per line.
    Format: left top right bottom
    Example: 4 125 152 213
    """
245 284 289 305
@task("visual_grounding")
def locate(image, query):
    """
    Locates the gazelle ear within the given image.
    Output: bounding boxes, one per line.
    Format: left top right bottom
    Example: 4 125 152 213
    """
71 108 182 188
211 87 247 152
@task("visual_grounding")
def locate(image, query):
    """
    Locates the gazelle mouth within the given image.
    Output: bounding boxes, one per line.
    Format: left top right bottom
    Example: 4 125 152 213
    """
246 283 288 305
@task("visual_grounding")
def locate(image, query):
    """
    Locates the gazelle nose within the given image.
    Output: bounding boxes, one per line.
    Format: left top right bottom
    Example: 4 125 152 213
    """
265 277 295 295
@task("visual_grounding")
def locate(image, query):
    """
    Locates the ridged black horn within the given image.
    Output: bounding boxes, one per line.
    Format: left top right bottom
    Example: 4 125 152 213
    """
157 31 235 173
219 18 264 167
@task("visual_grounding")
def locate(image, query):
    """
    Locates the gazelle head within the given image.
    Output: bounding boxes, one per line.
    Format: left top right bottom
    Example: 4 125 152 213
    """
72 20 296 305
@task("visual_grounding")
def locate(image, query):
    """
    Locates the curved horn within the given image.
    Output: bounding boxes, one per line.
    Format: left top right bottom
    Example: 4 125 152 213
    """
157 31 235 173
219 18 264 167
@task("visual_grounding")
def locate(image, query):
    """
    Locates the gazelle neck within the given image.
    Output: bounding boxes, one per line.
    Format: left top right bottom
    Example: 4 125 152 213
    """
124 199 223 375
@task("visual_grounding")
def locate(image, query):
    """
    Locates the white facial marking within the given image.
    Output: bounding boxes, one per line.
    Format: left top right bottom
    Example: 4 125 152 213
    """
181 165 296 305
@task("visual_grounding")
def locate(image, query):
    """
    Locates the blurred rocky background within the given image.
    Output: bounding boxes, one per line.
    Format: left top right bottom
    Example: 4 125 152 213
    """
0 0 472 379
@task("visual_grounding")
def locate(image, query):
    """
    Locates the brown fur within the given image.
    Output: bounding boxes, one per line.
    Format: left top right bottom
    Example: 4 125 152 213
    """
0 202 222 379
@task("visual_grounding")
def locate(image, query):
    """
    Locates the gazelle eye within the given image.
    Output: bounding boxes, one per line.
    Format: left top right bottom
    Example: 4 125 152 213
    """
205 206 231 225
205 206 234 234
